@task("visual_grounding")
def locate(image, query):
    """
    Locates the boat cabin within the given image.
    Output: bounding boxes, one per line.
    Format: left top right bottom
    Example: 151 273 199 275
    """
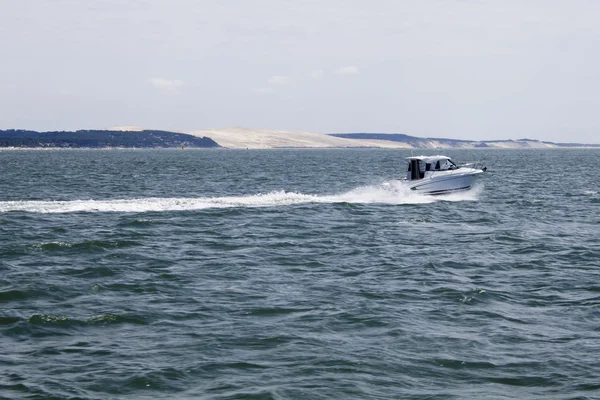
406 155 458 180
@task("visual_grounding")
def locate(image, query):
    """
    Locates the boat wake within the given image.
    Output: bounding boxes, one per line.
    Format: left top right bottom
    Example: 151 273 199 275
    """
0 184 481 213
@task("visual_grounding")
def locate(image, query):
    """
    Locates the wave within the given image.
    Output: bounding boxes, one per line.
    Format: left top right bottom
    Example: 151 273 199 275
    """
0 184 480 214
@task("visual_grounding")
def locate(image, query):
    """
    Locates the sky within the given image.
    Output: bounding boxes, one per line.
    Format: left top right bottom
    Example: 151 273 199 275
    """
1 0 599 143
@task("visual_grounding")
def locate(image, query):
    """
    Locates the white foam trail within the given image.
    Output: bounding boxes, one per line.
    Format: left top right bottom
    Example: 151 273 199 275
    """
326 183 436 205
0 192 318 214
0 184 479 213
435 184 484 202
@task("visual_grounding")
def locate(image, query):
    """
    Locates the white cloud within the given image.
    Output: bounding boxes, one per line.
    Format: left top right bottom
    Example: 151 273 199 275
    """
58 88 73 96
253 75 289 95
267 75 289 85
310 69 324 79
335 66 359 75
253 87 274 95
148 78 184 94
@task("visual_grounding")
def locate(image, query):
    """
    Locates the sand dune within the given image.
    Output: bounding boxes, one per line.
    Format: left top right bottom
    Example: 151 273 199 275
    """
103 126 564 149
188 127 410 149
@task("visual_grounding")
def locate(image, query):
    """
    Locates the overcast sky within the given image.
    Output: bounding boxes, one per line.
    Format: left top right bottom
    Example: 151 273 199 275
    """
1 0 599 142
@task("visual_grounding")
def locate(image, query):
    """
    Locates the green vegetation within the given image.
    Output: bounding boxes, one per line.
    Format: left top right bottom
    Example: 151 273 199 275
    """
0 129 220 148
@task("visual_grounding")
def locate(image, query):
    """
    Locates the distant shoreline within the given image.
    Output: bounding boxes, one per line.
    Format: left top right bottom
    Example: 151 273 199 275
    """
1 127 598 149
6 146 591 150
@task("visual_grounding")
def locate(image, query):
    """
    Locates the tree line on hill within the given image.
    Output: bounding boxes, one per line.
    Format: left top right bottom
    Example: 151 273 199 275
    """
0 130 220 148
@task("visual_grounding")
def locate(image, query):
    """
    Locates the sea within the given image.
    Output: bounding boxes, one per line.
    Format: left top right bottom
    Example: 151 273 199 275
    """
1 148 599 400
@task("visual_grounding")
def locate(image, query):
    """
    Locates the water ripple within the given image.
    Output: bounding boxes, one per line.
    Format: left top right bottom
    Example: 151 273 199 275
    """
1 149 600 399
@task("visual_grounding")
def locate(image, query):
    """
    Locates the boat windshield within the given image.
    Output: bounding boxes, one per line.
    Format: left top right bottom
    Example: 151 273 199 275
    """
440 159 458 170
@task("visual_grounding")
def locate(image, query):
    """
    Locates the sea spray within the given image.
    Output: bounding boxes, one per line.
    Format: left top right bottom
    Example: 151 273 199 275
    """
0 184 477 213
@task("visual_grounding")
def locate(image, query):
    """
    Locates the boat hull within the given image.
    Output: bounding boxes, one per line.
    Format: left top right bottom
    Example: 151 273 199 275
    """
393 169 482 195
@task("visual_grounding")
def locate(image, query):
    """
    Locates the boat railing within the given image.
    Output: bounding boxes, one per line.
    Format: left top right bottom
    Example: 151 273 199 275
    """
460 161 487 171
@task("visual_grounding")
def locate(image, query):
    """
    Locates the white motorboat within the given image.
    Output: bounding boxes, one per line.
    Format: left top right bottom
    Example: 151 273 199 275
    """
391 155 486 195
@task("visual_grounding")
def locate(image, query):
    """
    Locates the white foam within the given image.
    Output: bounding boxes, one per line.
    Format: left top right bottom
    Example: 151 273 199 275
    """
435 184 484 202
328 183 436 205
0 184 479 214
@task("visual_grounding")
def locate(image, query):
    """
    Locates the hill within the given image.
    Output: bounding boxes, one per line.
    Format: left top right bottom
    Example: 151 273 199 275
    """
2 127 597 149
0 129 220 148
329 133 600 148
187 127 410 149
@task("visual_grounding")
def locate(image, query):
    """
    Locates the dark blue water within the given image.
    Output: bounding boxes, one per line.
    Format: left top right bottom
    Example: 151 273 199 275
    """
1 149 599 399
